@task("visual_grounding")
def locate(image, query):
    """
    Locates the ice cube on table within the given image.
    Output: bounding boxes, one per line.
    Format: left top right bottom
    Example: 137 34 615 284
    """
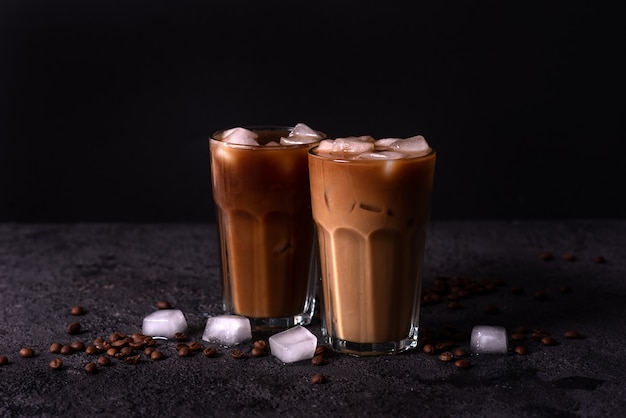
142 309 188 339
280 122 323 145
202 315 252 346
269 326 318 363
470 325 509 354
221 127 259 146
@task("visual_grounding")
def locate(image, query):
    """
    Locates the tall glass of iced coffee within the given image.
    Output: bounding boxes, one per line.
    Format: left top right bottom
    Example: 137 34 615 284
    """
308 135 436 355
210 124 325 329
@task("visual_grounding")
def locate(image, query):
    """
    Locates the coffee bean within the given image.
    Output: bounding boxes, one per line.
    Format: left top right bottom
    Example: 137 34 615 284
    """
564 330 583 339
454 359 472 369
593 255 606 264
97 356 111 366
70 341 86 352
49 358 63 370
156 300 172 309
251 347 265 358
514 345 528 355
60 345 74 355
66 322 81 335
438 351 454 362
314 345 327 356
231 350 245 359
203 347 217 358
106 347 117 356
540 251 554 261
541 336 558 346
0 355 8 365
70 305 85 316
253 340 267 351
453 348 468 358
311 373 325 384
150 350 164 361
119 347 134 357
188 341 203 352
177 346 191 357
125 354 141 365
422 344 436 354
49 342 62 354
311 355 324 365
85 345 100 355
84 362 98 374
111 339 128 348
511 285 524 295
19 347 35 358
562 253 576 261
511 333 527 341
174 332 188 342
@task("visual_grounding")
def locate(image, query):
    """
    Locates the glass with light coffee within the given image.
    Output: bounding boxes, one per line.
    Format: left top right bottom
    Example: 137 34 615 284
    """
209 124 325 329
308 135 436 355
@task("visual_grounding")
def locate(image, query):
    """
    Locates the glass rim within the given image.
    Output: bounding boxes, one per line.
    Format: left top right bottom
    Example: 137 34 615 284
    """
308 144 436 162
210 125 327 150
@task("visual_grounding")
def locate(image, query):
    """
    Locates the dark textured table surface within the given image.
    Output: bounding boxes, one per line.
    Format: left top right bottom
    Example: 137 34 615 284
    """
1 221 625 417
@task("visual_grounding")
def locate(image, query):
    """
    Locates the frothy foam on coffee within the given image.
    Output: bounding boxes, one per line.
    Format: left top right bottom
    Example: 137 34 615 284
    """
316 135 431 160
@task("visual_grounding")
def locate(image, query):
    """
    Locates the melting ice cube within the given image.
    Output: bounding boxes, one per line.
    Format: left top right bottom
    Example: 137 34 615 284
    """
389 135 430 155
280 122 323 145
142 309 188 339
221 127 260 146
202 315 252 346
269 326 318 363
358 151 405 160
470 325 509 354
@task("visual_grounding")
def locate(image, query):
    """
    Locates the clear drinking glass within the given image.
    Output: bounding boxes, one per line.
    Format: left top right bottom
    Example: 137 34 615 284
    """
209 126 325 329
308 144 436 355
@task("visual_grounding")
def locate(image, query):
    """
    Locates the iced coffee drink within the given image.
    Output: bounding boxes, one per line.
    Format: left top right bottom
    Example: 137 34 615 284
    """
308 135 436 355
210 124 325 329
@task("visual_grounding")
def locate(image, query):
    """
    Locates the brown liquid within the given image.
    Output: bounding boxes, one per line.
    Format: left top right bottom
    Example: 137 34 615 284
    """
210 128 320 320
308 148 436 345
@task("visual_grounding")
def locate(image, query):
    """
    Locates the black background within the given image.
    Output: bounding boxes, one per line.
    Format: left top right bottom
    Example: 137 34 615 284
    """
1 1 623 222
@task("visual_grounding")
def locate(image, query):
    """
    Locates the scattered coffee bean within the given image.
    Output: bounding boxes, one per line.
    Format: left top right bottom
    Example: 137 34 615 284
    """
66 322 81 335
85 345 100 355
231 350 245 359
511 285 524 295
253 340 267 351
203 347 217 358
120 347 134 357
514 345 528 355
314 345 327 357
97 356 111 366
19 347 35 358
106 347 117 356
422 344 436 354
0 355 8 365
562 253 576 261
150 350 164 361
49 358 63 370
251 347 265 358
71 341 86 352
156 300 172 309
541 336 558 346
125 354 141 365
564 330 582 339
111 339 128 348
70 305 85 316
311 373 325 384
49 342 62 354
540 251 554 261
177 346 191 357
593 255 606 264
511 333 527 341
453 348 468 358
531 331 550 342
174 332 188 342
454 359 472 369
438 351 454 362
60 345 74 355
311 355 324 365
188 341 203 352
84 362 98 374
